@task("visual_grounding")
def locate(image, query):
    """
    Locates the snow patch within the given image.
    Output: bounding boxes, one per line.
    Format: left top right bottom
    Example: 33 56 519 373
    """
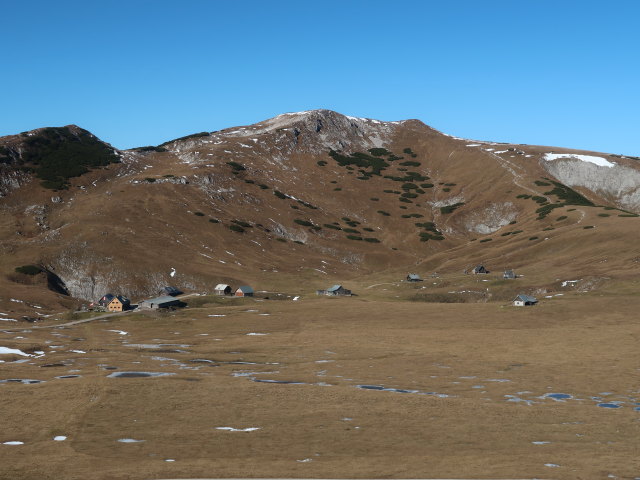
543 153 615 168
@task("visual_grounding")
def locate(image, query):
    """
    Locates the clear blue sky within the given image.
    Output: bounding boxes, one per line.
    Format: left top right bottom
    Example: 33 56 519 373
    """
2 1 639 155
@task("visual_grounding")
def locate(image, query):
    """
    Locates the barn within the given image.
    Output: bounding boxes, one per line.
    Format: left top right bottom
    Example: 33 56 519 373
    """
235 286 254 297
215 284 232 296
139 295 181 310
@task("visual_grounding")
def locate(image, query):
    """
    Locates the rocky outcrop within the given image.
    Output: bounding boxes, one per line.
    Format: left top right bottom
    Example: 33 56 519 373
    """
542 159 640 212
462 202 518 234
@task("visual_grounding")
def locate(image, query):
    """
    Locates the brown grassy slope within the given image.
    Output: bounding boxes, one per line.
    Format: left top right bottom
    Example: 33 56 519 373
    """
0 110 638 315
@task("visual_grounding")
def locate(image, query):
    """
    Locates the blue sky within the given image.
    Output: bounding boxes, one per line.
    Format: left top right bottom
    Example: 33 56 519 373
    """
1 1 639 155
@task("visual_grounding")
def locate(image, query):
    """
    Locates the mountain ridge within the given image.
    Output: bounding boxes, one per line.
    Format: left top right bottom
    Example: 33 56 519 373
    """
1 110 639 313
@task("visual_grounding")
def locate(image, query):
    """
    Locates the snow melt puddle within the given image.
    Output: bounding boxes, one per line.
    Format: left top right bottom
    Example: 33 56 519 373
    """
543 153 615 168
107 371 176 378
56 375 81 379
541 393 572 401
216 427 260 432
53 436 67 441
597 403 622 409
0 378 45 384
356 384 452 397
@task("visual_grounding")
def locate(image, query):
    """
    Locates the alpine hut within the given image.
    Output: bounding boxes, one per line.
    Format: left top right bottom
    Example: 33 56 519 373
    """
160 286 182 296
215 284 232 296
107 295 130 312
503 270 516 279
406 273 423 282
316 285 352 296
235 286 254 297
472 265 489 275
513 294 538 307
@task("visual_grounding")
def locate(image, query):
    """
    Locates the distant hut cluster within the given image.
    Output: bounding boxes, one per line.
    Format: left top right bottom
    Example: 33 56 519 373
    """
316 285 352 296
215 284 254 297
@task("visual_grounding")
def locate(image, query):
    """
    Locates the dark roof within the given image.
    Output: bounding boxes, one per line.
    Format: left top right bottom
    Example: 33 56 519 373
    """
100 293 115 302
514 294 537 303
407 273 422 280
161 286 182 295
141 295 179 304
236 286 254 294
113 295 130 305
327 285 343 292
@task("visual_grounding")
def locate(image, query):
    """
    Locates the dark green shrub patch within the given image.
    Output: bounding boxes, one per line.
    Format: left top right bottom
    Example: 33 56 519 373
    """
317 160 327 166
15 265 42 275
229 224 245 233
516 194 532 199
226 161 246 171
598 213 610 217
363 227 375 232
323 224 342 230
364 237 381 243
209 218 220 223
346 235 363 241
583 225 595 229
534 180 551 186
370 197 379 201
232 220 252 228
479 238 492 243
440 202 465 214
258 184 269 189
294 219 313 227
557 215 568 221
399 161 421 167
274 190 287 199
368 147 392 157
544 180 594 206
17 127 122 189
529 236 538 240
377 210 391 216
193 212 205 216
343 228 360 234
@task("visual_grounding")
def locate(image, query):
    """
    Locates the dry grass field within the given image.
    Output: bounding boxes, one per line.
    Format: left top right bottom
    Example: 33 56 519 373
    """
2 290 640 480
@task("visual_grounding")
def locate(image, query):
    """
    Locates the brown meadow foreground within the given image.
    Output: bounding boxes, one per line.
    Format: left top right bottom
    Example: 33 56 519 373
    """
1 291 640 480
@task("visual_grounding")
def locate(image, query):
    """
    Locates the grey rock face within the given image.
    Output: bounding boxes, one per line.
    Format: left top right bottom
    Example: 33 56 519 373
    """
542 159 640 212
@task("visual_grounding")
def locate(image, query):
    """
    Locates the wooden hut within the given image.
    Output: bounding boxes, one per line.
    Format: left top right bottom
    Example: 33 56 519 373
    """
235 286 254 297
513 294 538 307
406 273 423 282
107 295 130 312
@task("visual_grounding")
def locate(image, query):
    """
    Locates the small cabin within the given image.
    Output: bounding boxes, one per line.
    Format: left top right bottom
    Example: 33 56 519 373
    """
513 294 538 307
473 265 489 275
215 284 232 296
107 295 130 312
316 285 352 296
503 270 516 279
406 273 423 282
235 286 254 297
139 295 181 310
160 286 182 296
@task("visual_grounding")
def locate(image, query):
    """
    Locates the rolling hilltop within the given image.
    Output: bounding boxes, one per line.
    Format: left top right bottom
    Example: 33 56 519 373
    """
1 110 639 313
